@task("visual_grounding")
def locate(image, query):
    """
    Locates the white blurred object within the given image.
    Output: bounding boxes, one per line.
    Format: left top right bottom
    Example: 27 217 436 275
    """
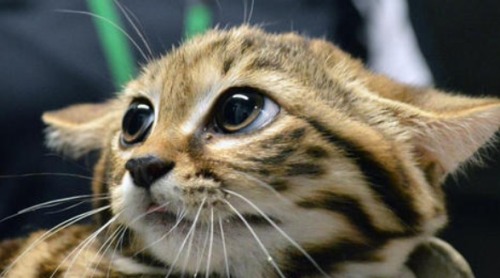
352 0 433 86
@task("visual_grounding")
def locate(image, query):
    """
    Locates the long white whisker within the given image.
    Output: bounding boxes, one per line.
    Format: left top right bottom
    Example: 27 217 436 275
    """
222 200 285 278
56 9 148 61
0 172 94 180
113 0 154 59
248 0 255 23
214 0 223 12
0 205 111 277
166 198 206 278
242 0 248 24
224 189 330 277
51 212 121 278
23 194 108 213
205 208 215 278
218 215 230 278
107 225 129 277
194 220 210 276
45 196 111 215
88 224 125 277
44 200 90 215
181 209 198 275
0 194 109 224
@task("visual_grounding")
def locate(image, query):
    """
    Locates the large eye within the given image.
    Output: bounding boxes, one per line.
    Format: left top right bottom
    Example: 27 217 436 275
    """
214 87 280 134
121 99 154 145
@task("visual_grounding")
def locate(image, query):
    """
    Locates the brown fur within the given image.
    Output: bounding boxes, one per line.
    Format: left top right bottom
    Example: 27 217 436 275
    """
2 26 499 277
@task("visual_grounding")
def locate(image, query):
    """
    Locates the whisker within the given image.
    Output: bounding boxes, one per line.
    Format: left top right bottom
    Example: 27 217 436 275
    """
0 172 94 181
44 200 91 215
55 212 121 278
56 9 148 61
181 209 198 275
205 208 215 278
107 225 129 277
166 198 206 278
113 0 154 59
1 205 111 277
45 196 110 216
224 189 330 277
0 194 109 224
218 215 230 278
24 194 110 213
222 199 286 278
194 220 210 276
248 0 255 24
89 224 125 277
242 0 248 24
214 0 223 12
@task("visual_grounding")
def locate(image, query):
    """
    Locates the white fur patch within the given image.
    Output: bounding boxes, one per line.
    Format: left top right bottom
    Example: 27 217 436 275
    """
112 255 167 275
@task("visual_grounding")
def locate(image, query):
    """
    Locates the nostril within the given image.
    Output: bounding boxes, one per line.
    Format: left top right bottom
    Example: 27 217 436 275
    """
125 159 138 172
125 156 175 189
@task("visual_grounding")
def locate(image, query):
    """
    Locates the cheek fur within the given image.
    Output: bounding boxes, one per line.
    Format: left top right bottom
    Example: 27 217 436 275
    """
204 122 332 192
110 173 133 216
111 171 152 230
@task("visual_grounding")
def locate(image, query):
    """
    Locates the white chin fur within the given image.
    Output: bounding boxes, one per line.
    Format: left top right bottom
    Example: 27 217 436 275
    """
117 176 270 276
115 173 335 276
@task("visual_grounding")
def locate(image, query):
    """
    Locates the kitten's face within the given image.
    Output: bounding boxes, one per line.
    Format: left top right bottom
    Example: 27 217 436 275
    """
104 27 442 276
43 26 499 277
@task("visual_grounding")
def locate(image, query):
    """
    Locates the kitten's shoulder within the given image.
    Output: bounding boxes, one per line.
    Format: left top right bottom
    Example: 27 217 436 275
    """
0 225 104 277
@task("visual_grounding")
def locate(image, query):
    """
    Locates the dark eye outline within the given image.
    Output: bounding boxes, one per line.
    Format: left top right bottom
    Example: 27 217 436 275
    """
210 87 280 134
120 98 155 147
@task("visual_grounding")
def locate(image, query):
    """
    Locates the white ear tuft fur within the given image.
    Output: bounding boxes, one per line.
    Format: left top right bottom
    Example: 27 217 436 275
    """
413 104 500 174
42 101 121 158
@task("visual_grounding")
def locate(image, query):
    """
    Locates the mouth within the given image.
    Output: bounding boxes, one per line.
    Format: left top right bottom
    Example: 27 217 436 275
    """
145 203 180 225
144 202 280 229
147 203 170 214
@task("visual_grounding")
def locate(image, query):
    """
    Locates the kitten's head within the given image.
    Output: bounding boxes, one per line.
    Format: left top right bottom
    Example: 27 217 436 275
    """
43 26 500 277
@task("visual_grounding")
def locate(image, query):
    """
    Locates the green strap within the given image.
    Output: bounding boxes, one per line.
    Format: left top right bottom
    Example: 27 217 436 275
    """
185 1 212 38
87 1 212 88
87 0 136 89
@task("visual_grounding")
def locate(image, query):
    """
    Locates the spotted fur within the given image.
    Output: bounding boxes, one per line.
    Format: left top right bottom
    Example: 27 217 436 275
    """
2 26 499 277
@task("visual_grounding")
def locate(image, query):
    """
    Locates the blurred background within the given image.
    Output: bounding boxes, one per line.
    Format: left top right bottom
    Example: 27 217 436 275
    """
0 0 498 276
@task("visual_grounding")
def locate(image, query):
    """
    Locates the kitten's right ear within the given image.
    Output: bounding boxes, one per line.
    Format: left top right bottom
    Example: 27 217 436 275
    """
42 100 122 158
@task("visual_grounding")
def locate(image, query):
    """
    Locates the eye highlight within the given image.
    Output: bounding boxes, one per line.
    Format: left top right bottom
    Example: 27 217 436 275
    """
121 99 154 146
213 87 280 134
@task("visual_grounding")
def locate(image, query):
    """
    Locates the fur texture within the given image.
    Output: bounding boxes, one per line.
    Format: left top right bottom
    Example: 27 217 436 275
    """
2 26 499 277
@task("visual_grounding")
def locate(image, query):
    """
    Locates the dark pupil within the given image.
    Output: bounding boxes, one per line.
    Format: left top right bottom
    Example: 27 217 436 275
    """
223 94 256 126
123 103 153 140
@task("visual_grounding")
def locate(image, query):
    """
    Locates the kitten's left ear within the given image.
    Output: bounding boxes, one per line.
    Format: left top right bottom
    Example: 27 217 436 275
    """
409 99 500 180
42 100 122 158
308 37 500 180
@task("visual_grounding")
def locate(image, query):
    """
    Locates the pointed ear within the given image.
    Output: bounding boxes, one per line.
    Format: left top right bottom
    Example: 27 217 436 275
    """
42 100 122 158
409 97 500 180
307 38 499 179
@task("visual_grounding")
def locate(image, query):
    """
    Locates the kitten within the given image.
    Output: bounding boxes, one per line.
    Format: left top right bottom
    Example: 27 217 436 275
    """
1 26 499 277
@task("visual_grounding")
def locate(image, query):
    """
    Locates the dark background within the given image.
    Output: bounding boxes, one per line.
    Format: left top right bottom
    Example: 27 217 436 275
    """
0 0 498 277
408 1 500 276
